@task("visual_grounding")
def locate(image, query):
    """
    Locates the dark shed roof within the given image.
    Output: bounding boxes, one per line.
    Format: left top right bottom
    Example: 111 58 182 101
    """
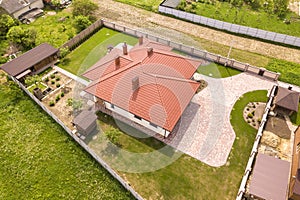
73 110 97 131
275 86 300 112
249 153 290 200
0 0 38 14
0 43 58 76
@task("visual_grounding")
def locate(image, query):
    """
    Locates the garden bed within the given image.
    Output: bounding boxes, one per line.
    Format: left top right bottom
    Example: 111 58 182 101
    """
243 102 265 129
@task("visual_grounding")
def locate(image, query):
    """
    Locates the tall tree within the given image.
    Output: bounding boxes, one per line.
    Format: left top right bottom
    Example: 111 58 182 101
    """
74 15 92 33
72 0 98 21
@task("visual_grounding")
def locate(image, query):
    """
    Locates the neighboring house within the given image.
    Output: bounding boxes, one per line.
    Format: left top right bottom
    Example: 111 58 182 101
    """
274 86 300 115
0 43 58 81
0 0 44 23
289 126 300 200
82 37 202 138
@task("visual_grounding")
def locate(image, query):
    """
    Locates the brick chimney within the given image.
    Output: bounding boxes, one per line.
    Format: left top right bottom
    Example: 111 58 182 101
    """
147 48 153 56
139 36 143 45
132 76 139 91
123 42 128 55
115 57 120 69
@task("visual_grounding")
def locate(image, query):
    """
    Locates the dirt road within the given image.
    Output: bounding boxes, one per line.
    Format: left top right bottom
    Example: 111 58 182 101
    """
94 0 300 63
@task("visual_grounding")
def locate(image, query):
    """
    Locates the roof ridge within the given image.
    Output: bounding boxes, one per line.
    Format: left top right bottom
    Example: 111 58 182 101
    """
152 49 202 63
143 72 198 84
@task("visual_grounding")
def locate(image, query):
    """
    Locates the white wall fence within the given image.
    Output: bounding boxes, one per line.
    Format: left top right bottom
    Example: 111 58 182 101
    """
102 20 280 81
236 85 277 200
158 5 300 48
11 77 143 200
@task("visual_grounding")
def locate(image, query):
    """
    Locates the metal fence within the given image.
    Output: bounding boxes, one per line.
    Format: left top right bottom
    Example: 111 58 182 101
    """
102 20 280 81
11 77 143 200
158 4 300 48
236 85 277 200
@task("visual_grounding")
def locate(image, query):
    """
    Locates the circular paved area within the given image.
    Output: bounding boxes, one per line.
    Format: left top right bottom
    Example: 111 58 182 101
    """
165 72 276 167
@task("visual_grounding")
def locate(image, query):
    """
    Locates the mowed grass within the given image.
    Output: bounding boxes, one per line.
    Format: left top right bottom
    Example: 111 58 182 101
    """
0 81 134 200
59 28 138 75
88 90 268 199
114 0 162 11
197 62 241 78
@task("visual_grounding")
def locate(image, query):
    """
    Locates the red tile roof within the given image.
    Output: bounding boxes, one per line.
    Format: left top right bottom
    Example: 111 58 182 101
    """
83 40 202 131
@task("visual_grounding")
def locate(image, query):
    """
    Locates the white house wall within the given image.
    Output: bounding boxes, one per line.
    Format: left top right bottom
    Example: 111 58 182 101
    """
104 101 170 137
13 0 44 18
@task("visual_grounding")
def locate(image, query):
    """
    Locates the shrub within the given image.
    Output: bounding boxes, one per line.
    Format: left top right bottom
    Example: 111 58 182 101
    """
257 118 262 123
51 80 55 85
61 92 64 97
56 76 60 81
45 77 49 82
251 110 255 115
247 113 253 118
55 95 60 102
50 74 55 79
56 83 60 88
49 101 55 106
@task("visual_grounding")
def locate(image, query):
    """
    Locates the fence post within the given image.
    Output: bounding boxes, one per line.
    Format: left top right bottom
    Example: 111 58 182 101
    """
244 63 249 72
191 47 195 54
274 72 281 81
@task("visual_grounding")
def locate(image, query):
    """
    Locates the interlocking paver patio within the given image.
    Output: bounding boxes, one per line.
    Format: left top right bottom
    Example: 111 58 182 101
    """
164 72 276 167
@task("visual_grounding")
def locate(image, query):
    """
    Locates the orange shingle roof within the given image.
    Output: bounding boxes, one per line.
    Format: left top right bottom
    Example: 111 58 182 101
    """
83 41 202 131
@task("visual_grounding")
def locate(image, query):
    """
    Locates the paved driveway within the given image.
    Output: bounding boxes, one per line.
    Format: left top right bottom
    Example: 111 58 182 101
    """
164 72 276 167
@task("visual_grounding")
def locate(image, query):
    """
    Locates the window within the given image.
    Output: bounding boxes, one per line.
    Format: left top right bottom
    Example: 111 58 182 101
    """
134 115 142 120
149 122 157 128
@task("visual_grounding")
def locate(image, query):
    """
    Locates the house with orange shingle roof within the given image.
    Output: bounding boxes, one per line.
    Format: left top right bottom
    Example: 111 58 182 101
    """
82 37 202 137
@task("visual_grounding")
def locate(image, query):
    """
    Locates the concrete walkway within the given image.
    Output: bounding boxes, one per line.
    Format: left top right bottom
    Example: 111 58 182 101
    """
165 72 276 167
53 66 90 86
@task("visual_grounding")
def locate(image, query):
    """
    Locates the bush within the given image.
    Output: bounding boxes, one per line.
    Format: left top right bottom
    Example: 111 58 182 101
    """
247 113 253 118
56 76 60 81
61 92 64 97
251 110 255 115
49 101 55 106
56 83 60 88
50 74 55 79
55 95 60 102
51 80 55 85
257 118 261 123
45 77 49 82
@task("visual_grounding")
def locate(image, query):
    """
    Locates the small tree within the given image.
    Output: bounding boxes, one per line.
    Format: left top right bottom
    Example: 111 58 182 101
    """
59 47 70 58
74 15 92 33
105 127 121 146
25 75 41 87
0 14 17 37
72 0 98 21
7 26 37 50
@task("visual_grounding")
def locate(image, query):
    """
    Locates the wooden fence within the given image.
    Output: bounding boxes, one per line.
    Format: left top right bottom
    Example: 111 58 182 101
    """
11 76 144 200
158 2 300 48
102 20 280 81
236 85 277 200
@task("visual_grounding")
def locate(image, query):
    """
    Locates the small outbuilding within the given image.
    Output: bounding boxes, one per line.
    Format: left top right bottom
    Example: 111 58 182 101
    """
274 86 300 115
73 110 98 136
249 153 290 200
0 43 58 81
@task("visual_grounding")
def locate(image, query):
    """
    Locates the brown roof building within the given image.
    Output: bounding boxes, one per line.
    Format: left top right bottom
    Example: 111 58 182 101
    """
0 43 58 79
289 126 300 200
274 86 300 114
249 153 290 200
83 38 202 137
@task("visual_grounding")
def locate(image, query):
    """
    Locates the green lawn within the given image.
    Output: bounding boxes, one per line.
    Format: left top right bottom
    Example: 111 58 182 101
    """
114 0 162 11
197 62 241 78
88 90 268 199
59 28 138 75
177 1 300 37
0 81 134 199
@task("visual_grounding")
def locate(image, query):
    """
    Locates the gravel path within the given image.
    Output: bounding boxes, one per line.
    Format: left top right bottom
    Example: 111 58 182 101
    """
94 0 300 63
